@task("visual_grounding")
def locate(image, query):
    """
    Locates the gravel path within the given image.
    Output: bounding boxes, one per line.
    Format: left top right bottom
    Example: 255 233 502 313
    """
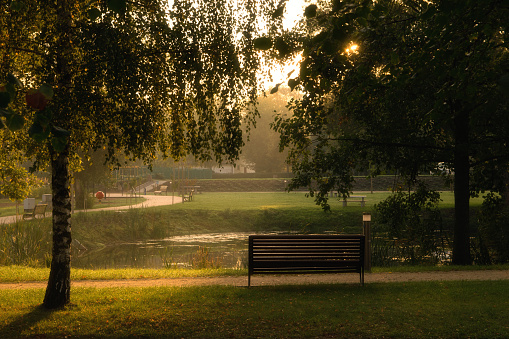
0 194 182 224
2 270 508 290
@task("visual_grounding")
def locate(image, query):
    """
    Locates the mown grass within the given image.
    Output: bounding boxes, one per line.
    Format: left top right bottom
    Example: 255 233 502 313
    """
2 264 508 283
0 280 508 338
0 266 246 282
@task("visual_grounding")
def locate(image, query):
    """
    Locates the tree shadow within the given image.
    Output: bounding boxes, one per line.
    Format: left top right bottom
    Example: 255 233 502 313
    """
0 304 56 337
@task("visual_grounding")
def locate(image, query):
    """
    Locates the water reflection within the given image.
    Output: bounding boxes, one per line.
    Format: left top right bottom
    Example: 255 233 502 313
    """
72 232 281 269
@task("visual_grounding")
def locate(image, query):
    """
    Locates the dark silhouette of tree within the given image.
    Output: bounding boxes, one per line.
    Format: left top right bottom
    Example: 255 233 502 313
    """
258 0 509 265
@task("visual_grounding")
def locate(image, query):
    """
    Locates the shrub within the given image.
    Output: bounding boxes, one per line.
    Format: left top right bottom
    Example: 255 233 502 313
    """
476 193 509 264
373 186 446 266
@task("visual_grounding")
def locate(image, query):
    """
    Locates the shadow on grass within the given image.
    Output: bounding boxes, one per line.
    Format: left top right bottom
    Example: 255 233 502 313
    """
0 304 56 337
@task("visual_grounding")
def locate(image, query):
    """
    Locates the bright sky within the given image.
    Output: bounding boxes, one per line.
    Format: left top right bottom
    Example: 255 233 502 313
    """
261 0 307 91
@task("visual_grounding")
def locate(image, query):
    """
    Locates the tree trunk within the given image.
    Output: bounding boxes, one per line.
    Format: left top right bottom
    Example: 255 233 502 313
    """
43 146 72 309
452 108 472 265
42 0 73 309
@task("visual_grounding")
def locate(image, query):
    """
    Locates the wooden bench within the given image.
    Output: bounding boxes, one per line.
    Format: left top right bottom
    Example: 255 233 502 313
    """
23 204 48 220
154 185 167 195
182 190 193 202
342 195 367 207
248 234 365 287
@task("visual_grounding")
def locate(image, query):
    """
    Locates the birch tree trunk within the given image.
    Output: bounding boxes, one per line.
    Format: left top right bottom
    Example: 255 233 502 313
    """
43 146 72 308
43 0 73 309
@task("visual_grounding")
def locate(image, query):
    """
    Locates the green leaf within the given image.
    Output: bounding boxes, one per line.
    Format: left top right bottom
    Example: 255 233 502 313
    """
34 110 52 128
498 73 509 95
390 51 400 65
39 83 54 99
254 37 272 50
108 0 127 14
6 112 24 131
51 136 68 153
88 8 102 21
7 73 23 87
28 122 50 142
0 117 5 129
304 4 317 18
421 6 437 20
274 37 290 57
288 78 300 91
356 17 368 27
270 83 282 94
272 4 285 19
5 83 16 98
0 91 10 108
10 1 22 11
332 0 344 12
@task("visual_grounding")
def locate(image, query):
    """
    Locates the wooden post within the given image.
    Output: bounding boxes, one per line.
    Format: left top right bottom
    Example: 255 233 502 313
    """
363 213 372 272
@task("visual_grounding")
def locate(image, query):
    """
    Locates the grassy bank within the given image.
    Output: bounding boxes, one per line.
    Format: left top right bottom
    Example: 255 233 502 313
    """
1 280 508 338
2 191 489 268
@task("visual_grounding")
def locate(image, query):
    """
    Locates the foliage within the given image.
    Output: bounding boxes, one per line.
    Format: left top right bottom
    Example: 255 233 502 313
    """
373 186 446 265
260 0 509 264
1 0 278 307
0 164 43 203
476 193 509 264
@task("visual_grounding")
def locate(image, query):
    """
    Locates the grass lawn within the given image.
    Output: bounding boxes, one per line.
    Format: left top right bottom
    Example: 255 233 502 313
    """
0 280 508 338
1 191 507 337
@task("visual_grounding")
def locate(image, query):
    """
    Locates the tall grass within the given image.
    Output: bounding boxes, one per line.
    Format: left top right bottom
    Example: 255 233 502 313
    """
0 220 51 267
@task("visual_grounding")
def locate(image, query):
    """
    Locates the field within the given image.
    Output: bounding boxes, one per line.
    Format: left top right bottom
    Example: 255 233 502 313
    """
1 280 508 338
1 191 508 338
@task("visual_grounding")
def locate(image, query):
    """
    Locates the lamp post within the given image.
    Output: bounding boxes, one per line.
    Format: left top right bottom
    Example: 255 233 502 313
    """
363 213 372 272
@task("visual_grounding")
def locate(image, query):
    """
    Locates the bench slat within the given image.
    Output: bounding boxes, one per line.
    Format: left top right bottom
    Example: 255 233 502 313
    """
248 234 365 287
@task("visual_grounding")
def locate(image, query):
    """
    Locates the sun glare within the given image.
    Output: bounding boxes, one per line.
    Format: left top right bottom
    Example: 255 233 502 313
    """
345 43 359 54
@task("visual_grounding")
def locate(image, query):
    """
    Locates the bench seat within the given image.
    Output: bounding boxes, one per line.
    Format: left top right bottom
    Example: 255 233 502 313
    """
248 234 365 287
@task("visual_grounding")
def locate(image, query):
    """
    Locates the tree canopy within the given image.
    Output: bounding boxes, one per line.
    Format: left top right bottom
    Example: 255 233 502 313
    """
260 0 508 264
1 0 277 308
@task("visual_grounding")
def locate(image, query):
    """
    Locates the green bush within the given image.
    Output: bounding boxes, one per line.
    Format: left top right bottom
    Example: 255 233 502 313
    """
373 186 447 266
476 193 509 264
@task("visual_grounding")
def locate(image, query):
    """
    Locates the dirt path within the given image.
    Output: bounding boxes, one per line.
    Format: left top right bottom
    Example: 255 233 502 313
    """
2 270 508 290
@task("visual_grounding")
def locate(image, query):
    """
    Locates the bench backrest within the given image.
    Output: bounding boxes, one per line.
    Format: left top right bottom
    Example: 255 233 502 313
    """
34 204 47 213
249 234 365 274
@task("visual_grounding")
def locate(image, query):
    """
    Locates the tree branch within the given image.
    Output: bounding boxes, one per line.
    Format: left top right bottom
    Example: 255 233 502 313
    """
324 136 451 151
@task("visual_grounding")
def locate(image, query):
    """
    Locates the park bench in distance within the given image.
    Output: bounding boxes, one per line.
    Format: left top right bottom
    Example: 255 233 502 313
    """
182 190 193 202
342 195 367 207
154 185 167 195
23 204 48 220
248 234 365 287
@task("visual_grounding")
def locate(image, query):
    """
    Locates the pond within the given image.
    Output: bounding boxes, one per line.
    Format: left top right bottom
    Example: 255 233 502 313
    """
71 232 283 269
